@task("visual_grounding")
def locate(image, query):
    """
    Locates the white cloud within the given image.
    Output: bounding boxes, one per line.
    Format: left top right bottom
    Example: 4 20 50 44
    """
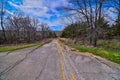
104 7 117 25
7 0 72 30
6 9 15 16
8 1 19 8
8 0 51 18
8 0 116 30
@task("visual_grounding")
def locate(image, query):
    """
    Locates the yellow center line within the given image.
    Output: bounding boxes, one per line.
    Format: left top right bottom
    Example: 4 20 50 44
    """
56 41 66 80
56 40 76 80
71 72 75 80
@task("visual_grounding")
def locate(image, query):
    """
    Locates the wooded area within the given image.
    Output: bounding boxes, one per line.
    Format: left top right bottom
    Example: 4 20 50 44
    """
61 0 120 47
0 1 56 44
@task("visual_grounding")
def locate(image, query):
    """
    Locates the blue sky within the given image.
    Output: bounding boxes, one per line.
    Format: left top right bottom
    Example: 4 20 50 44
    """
2 0 71 31
1 0 116 30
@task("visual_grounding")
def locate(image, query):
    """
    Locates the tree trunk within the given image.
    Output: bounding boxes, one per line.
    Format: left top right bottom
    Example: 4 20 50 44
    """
92 31 98 47
0 0 7 43
93 36 97 47
1 15 7 42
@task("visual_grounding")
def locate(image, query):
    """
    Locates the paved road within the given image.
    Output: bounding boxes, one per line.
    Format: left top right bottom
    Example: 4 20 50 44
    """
0 40 120 80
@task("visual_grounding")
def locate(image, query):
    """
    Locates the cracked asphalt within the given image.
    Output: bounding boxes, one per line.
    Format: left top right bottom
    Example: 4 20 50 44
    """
0 40 120 80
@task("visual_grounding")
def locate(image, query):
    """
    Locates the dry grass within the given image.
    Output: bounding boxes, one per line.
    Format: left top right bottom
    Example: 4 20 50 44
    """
59 38 120 64
0 39 52 52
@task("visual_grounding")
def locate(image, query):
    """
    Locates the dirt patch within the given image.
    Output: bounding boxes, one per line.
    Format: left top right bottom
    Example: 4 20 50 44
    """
63 44 120 70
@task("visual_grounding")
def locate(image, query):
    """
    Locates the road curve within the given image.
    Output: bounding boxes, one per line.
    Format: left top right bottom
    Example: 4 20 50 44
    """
0 40 120 80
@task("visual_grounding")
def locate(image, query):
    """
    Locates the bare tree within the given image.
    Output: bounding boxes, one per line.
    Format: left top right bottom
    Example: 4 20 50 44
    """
63 0 108 46
113 0 120 24
0 0 7 42
40 23 52 39
5 15 38 43
1 13 55 44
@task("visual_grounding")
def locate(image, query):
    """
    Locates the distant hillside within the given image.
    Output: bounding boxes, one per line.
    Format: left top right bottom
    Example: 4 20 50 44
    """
54 31 62 37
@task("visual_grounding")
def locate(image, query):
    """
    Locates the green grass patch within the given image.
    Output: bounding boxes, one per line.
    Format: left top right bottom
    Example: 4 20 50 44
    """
0 43 41 52
74 45 120 64
60 39 120 64
97 39 120 50
0 39 52 52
